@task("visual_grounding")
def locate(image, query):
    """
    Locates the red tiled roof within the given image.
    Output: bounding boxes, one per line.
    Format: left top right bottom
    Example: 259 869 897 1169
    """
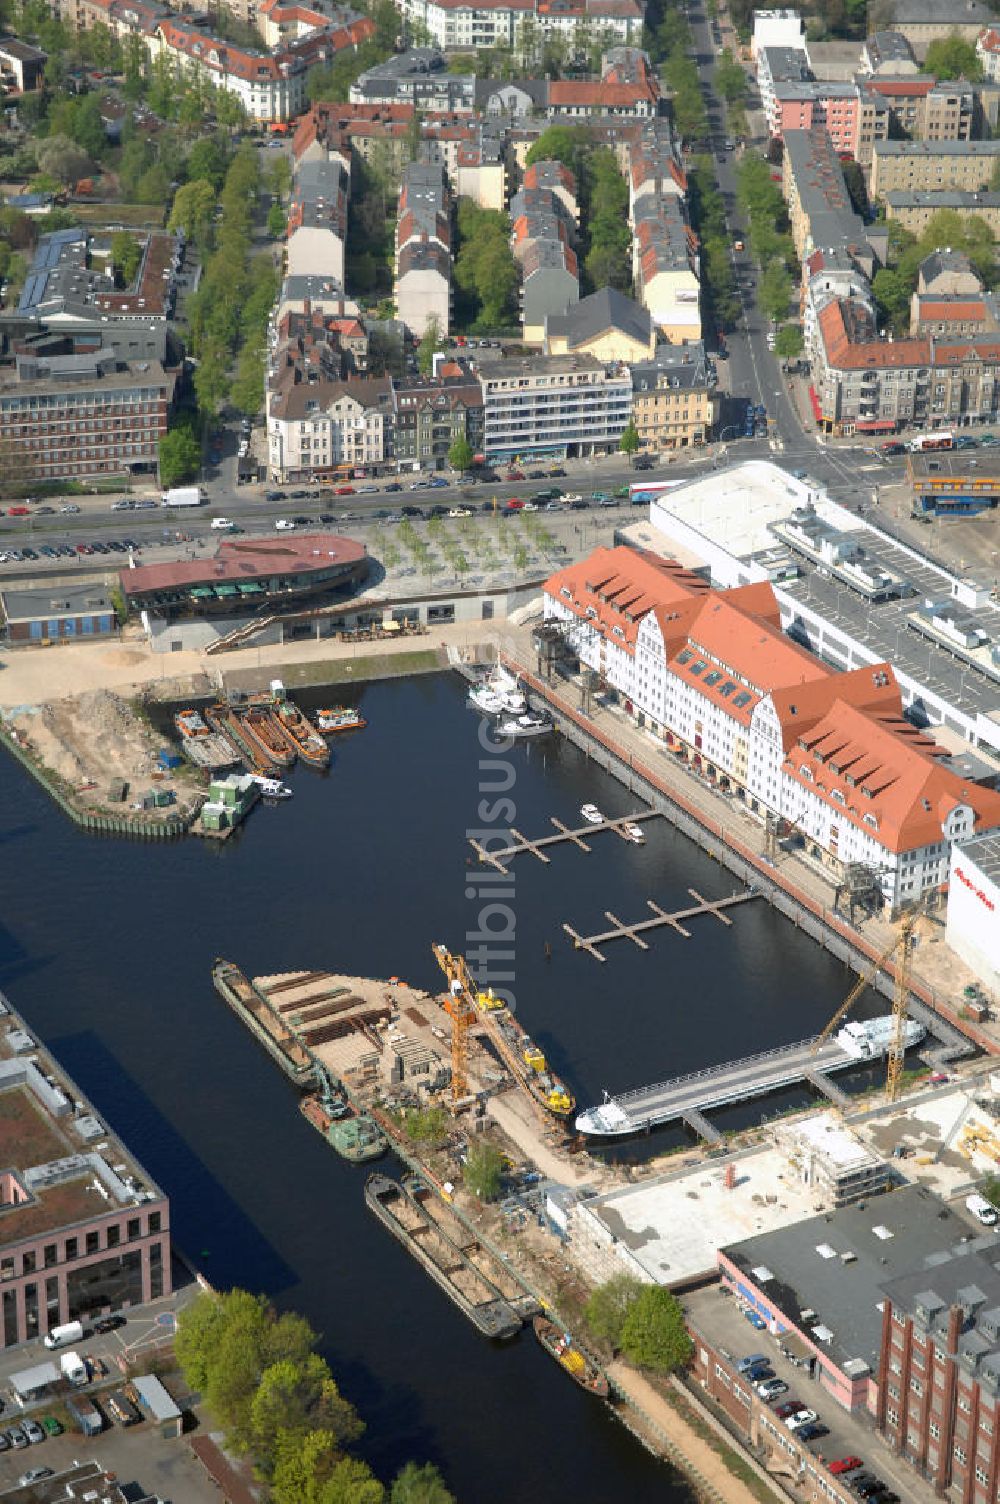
818 300 930 370
543 546 707 649
916 300 987 321
783 699 1000 853
121 533 365 597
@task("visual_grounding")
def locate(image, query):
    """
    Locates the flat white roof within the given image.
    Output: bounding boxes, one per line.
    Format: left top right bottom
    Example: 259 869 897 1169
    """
788 1112 882 1171
10 1360 58 1394
581 1145 828 1287
132 1372 181 1421
649 460 837 563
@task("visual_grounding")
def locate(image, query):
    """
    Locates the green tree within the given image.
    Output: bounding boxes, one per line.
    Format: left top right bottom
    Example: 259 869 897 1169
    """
924 35 982 81
525 125 588 176
417 316 446 375
618 420 640 456
158 427 200 486
193 340 231 416
448 435 474 474
111 230 142 288
230 342 265 417
271 1430 383 1504
463 1142 504 1200
714 48 746 103
774 324 804 360
186 134 230 190
35 135 90 187
390 1462 456 1504
267 202 287 238
250 1356 364 1468
760 261 792 324
585 1274 643 1349
872 266 912 335
619 1285 693 1374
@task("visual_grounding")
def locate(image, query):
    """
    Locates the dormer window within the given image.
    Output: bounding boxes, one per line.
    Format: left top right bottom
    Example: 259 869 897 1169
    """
800 764 813 781
831 789 845 804
586 606 597 619
560 586 571 599
864 813 878 829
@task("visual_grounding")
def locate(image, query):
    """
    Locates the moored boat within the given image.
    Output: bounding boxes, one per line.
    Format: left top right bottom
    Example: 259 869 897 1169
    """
211 959 312 1085
468 663 527 717
250 774 293 800
273 700 330 769
622 823 645 844
495 711 554 739
365 1173 523 1340
174 708 239 771
328 1112 387 1163
533 1315 610 1397
836 1016 926 1059
316 707 367 734
581 804 604 824
239 707 296 770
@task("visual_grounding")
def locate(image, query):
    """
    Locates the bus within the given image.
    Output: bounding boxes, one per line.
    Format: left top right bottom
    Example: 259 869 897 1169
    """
907 431 954 453
628 479 687 506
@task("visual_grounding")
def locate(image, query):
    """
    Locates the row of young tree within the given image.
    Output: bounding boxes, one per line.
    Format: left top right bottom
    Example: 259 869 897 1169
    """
734 152 798 326
175 1288 457 1504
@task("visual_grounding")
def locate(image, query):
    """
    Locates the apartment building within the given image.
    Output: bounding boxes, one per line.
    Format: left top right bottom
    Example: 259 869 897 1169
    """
478 354 631 460
286 158 349 285
349 49 476 111
871 139 1000 197
394 0 641 55
879 0 994 58
866 76 974 142
0 1002 171 1349
0 352 173 484
757 43 812 136
629 340 715 450
878 1243 1000 1501
0 37 47 90
978 26 1000 82
771 80 889 165
782 127 869 263
267 375 395 480
510 174 579 345
751 8 806 60
543 286 655 364
542 545 1000 904
394 162 452 339
885 188 1000 236
627 119 701 342
860 29 918 75
393 372 483 470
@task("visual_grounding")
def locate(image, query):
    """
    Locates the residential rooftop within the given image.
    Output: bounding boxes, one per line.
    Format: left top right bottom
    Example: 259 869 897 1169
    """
0 995 167 1249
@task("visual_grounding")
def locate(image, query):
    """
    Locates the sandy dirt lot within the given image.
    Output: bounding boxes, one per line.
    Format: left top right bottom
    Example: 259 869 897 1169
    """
9 689 205 819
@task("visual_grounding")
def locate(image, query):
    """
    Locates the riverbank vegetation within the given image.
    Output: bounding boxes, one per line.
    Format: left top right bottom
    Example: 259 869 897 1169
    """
175 1288 458 1503
584 1275 693 1374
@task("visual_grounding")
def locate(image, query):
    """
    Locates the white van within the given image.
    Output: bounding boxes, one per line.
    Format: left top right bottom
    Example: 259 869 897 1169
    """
211 516 237 530
967 1194 998 1226
43 1319 83 1350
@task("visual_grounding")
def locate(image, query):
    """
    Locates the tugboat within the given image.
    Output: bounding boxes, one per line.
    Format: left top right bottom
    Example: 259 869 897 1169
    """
316 706 367 734
533 1315 610 1397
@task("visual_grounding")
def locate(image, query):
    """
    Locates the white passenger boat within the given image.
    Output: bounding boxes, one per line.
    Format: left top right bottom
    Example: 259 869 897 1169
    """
580 804 604 824
250 775 293 800
836 1016 925 1059
496 711 554 739
622 823 645 844
468 662 527 717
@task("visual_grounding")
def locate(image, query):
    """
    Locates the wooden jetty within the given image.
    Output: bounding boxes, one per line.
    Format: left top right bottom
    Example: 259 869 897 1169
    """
470 810 663 871
564 888 759 961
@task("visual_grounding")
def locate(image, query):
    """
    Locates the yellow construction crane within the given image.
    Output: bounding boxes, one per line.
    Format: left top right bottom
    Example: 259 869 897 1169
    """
812 911 922 1101
432 942 475 1111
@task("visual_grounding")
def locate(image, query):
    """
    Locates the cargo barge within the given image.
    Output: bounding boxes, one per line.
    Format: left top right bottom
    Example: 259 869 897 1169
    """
239 707 296 770
273 700 330 769
533 1316 610 1397
365 1173 523 1340
174 709 240 771
211 959 313 1085
404 1174 539 1324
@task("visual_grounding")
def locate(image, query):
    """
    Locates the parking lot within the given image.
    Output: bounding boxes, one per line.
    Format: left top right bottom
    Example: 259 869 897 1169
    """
684 1284 939 1504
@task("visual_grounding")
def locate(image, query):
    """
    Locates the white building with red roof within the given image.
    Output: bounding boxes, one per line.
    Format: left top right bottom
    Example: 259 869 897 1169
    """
395 0 640 55
543 544 1000 908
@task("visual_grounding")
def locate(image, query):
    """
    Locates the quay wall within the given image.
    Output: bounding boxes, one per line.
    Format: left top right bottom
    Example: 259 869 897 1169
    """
0 725 199 841
502 658 993 1060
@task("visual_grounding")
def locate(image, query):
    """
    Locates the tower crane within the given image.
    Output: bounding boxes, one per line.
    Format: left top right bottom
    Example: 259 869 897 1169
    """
432 942 475 1111
811 911 922 1101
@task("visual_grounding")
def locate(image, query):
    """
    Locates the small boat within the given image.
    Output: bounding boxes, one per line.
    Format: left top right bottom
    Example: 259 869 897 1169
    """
496 711 554 739
173 708 239 771
581 804 605 824
316 707 367 734
622 823 645 844
250 774 293 800
468 663 527 717
533 1315 610 1398
328 1112 387 1163
239 707 296 770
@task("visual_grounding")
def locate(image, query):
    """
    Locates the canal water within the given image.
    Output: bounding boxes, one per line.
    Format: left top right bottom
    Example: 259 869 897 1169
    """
0 672 865 1500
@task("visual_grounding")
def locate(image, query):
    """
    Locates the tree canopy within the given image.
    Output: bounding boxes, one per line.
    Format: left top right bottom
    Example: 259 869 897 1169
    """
463 1142 505 1200
454 202 518 330
158 427 200 487
585 1274 645 1350
619 1286 694 1374
924 35 982 82
417 316 447 375
774 324 804 359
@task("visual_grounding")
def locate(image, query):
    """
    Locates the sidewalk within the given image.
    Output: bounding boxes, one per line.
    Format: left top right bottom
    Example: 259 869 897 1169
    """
608 1360 772 1504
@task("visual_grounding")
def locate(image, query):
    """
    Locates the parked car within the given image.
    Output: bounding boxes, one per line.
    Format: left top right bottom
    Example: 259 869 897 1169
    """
795 1423 827 1442
849 1477 885 1500
427 477 449 489
20 547 38 560
785 1409 819 1431
829 1458 863 1476
0 1434 8 1452
744 1310 768 1330
22 1420 44 1444
93 1315 126 1334
59 503 82 513
18 1470 53 1487
34 505 55 515
980 433 999 446
7 1428 28 1449
274 519 296 531
773 1401 804 1420
336 486 356 496
756 1378 786 1400
319 513 339 524
264 489 284 502
40 1418 62 1438
384 482 403 492
505 468 525 480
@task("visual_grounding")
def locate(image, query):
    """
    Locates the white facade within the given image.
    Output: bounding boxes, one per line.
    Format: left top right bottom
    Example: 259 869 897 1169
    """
752 8 807 58
396 0 640 52
396 264 451 338
267 388 391 480
543 544 1000 909
946 834 1000 990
